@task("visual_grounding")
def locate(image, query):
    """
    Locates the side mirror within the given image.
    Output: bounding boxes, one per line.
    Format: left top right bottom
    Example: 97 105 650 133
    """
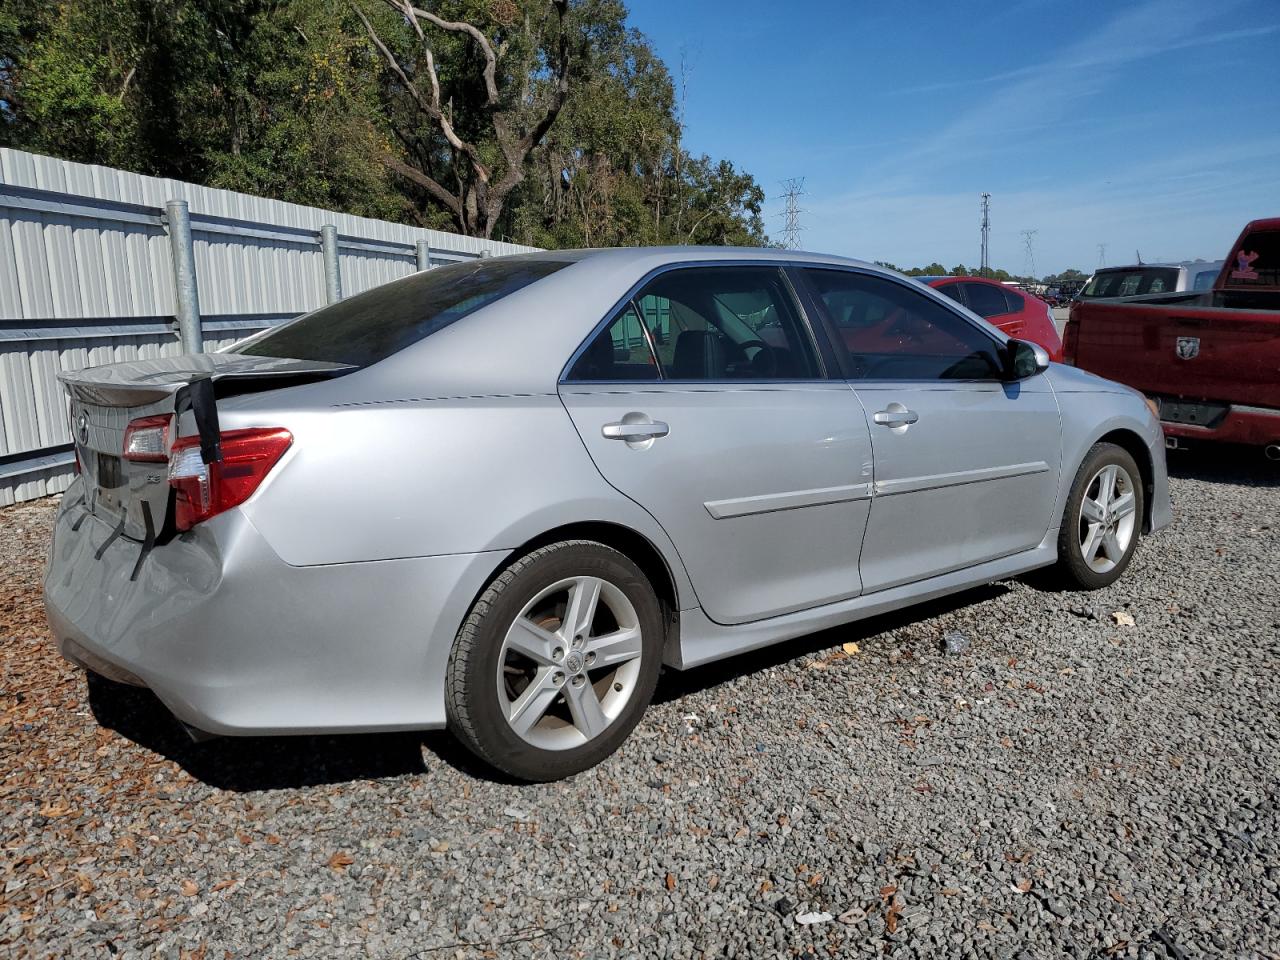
1004 339 1050 380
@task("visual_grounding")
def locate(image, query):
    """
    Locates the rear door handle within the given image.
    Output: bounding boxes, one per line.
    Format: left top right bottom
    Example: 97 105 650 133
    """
873 408 919 427
602 420 669 441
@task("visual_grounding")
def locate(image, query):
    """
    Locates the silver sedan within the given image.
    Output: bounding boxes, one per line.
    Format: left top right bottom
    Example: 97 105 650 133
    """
44 247 1172 780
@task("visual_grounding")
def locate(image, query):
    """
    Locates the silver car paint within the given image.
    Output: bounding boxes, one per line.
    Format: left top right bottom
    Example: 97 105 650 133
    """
43 247 1172 736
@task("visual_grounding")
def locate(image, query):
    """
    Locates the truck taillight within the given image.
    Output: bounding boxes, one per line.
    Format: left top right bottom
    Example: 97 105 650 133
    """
1062 319 1080 365
123 415 172 462
168 428 292 531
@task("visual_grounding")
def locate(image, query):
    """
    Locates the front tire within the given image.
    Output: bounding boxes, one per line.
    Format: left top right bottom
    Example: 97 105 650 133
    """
1054 442 1144 589
445 540 664 781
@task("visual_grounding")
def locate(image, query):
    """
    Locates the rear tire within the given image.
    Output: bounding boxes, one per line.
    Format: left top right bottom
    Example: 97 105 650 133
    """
1054 442 1144 589
445 540 664 781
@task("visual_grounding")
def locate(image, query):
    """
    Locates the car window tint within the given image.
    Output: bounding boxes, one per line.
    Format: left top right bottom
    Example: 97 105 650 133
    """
804 269 1004 381
935 283 965 304
235 258 570 366
961 282 1011 318
628 267 820 380
1224 230 1280 288
567 303 659 381
1003 288 1025 313
1192 268 1217 290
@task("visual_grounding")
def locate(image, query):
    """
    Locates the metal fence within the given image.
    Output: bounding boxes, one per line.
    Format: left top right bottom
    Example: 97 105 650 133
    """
0 148 538 505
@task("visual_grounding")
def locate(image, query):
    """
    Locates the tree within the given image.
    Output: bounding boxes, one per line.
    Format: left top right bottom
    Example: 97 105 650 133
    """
2 0 769 247
354 0 573 238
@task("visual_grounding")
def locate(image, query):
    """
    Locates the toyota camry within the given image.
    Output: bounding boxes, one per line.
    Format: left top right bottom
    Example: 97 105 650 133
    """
44 247 1171 781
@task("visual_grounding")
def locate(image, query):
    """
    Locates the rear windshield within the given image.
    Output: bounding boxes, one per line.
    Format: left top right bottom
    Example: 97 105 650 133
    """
235 257 570 366
1224 230 1280 289
1080 267 1179 299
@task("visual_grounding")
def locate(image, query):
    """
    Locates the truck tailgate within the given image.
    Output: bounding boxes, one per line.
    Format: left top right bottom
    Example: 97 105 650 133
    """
1070 301 1280 407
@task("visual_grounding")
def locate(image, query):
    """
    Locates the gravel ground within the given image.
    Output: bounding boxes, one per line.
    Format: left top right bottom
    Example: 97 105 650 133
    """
2 449 1278 960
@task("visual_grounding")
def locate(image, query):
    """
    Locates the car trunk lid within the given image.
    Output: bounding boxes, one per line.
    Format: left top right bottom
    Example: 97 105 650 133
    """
60 353 350 541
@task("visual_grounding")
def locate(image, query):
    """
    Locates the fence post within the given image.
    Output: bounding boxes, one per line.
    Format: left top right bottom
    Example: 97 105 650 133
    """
164 200 203 353
320 225 342 303
415 240 432 272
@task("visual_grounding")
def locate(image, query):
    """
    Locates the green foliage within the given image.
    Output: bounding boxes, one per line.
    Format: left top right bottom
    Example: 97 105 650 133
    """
2 0 766 246
875 261 1026 282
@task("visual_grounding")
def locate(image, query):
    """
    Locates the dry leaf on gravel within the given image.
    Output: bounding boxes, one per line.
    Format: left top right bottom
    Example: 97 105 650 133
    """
842 642 860 655
179 880 199 896
1112 611 1136 627
1011 878 1033 894
327 852 355 871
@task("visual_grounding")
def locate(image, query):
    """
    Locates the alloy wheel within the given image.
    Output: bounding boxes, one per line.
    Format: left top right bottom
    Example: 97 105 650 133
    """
496 576 644 750
1077 463 1137 574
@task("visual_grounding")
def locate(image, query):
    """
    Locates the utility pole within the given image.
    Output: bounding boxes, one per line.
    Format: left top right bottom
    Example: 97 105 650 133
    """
780 178 806 250
1097 243 1108 268
1020 229 1038 280
979 193 991 274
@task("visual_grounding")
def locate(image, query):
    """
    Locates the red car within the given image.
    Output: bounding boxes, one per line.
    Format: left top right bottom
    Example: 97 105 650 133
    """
921 276 1063 361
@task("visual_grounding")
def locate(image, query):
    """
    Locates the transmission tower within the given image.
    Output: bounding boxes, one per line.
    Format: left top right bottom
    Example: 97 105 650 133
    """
779 178 806 250
1097 243 1108 268
979 193 991 273
1020 229 1038 280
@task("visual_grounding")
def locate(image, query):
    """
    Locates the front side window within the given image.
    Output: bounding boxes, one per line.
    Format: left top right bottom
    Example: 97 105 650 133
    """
570 266 821 381
961 281 1013 318
804 269 1004 381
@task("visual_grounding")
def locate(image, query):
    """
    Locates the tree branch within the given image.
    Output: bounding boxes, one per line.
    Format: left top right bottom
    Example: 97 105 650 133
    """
353 1 490 182
393 1 499 105
380 153 463 216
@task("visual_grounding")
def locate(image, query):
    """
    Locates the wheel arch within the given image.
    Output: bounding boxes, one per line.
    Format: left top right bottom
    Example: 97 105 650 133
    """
470 521 685 664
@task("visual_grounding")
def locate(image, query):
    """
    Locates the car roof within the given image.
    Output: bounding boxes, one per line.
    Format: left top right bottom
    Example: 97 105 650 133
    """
919 275 1006 286
357 246 993 399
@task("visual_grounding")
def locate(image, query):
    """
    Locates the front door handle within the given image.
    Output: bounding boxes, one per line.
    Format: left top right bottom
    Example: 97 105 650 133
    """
602 420 669 441
873 408 919 428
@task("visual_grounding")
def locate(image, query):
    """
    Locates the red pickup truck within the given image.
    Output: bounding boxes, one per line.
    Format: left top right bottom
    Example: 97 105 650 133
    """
1063 218 1280 458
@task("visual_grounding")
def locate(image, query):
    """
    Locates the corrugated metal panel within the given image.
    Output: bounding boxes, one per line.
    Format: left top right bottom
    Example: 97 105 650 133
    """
0 147 540 504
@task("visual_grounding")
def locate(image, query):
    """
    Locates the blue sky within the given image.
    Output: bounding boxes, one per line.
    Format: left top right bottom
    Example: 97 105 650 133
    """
626 0 1280 275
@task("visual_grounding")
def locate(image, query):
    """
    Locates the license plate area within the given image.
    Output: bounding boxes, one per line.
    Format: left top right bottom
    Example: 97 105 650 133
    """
1159 399 1228 428
96 452 125 490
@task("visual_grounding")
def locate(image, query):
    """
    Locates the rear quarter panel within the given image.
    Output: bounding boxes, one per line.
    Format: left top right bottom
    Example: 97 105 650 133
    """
203 389 697 608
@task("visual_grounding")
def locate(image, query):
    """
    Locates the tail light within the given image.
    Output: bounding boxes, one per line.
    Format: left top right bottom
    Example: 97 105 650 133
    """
123 415 172 462
168 428 292 531
1062 318 1079 365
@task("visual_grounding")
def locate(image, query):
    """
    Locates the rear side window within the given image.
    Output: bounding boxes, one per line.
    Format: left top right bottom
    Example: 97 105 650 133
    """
961 282 1013 318
235 258 570 366
566 304 659 381
569 266 821 381
1192 268 1218 290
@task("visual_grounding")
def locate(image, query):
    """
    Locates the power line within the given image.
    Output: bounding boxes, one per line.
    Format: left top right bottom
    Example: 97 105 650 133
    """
1020 229 1038 279
779 178 805 250
1097 243 1108 268
979 193 991 273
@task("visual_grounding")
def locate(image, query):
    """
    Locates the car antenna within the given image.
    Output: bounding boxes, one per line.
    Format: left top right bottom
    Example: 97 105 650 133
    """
1135 249 1143 265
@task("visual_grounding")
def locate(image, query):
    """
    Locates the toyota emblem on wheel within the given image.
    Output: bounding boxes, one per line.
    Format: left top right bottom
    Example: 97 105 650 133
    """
1175 336 1200 360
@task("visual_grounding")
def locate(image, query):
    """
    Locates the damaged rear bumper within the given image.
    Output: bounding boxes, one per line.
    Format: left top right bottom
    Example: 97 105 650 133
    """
43 480 503 736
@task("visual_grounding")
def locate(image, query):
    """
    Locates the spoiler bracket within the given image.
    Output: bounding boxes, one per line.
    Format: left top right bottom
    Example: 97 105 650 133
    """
128 501 157 582
175 376 223 464
93 515 126 560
